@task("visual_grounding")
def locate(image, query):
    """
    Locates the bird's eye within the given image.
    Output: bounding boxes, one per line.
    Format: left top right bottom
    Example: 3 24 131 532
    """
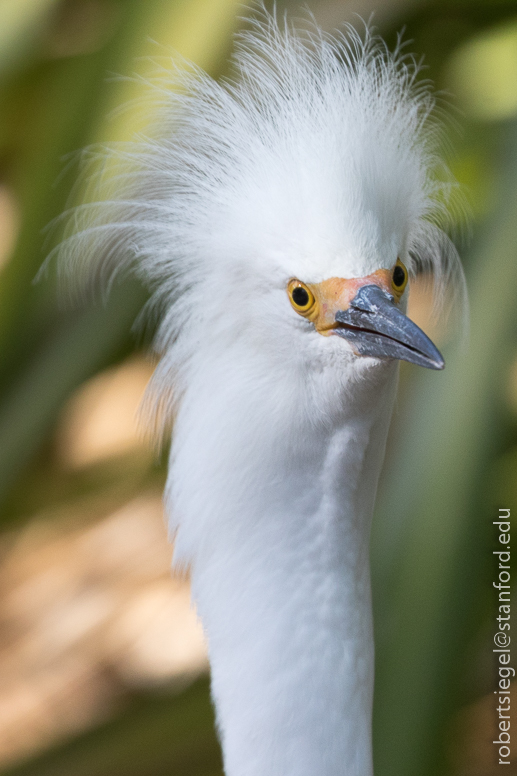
287 280 316 316
391 260 408 294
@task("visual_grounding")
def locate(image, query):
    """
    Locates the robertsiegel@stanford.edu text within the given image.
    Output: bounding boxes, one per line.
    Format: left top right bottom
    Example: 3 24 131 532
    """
493 508 513 765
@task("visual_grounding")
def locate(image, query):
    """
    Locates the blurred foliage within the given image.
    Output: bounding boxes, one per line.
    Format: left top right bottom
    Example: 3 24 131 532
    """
0 0 517 775
2 678 223 776
372 118 517 776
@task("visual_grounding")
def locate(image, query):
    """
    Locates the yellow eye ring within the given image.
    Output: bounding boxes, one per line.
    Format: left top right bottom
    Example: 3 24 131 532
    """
287 280 316 317
391 259 408 295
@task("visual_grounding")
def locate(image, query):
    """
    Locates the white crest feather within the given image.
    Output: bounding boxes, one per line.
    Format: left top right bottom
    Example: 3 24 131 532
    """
50 10 466 443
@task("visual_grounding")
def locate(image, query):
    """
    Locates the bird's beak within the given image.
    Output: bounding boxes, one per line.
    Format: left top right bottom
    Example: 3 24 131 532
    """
333 284 444 370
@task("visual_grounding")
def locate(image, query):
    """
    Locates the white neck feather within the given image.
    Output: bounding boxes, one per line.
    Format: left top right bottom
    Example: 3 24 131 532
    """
167 347 398 776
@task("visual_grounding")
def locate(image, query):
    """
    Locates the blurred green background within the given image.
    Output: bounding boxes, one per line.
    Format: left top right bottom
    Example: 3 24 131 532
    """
0 0 516 775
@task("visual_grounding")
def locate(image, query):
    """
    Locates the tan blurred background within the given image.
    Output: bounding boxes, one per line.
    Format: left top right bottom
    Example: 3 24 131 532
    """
0 1 517 775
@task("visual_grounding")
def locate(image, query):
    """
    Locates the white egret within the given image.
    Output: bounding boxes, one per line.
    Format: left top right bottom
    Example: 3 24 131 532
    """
56 12 464 776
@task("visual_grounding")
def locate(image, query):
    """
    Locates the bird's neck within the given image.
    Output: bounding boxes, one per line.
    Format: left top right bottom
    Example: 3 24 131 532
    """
168 357 398 776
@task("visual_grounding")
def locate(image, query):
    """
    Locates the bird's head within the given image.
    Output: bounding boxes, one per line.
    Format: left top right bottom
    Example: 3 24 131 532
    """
53 13 465 420
284 263 442 370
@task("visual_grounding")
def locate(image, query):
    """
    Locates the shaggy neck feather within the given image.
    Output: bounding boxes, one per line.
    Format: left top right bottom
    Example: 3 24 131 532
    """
168 354 398 776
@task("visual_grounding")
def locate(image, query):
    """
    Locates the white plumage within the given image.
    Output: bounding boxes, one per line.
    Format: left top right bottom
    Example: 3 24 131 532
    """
55 12 465 776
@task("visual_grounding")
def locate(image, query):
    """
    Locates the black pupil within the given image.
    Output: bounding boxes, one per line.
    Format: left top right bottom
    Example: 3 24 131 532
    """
392 265 406 288
292 286 310 307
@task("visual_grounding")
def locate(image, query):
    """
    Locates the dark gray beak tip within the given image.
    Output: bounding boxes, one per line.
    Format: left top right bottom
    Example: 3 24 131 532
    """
335 284 445 372
426 353 445 371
